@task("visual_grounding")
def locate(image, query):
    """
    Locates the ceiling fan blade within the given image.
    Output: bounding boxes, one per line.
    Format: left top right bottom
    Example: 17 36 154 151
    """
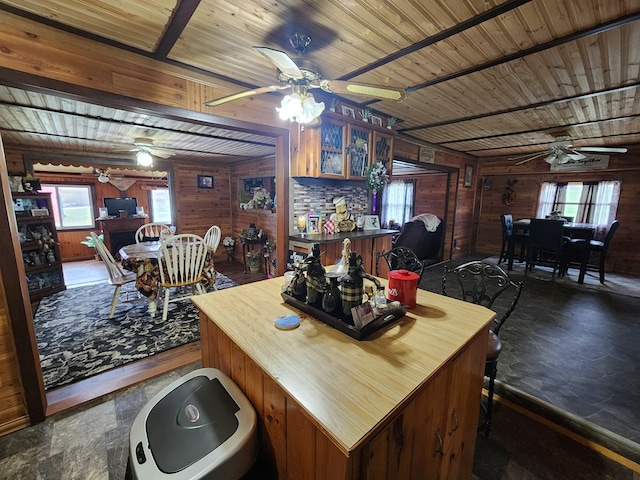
254 47 303 78
511 151 548 165
153 150 174 159
318 80 406 101
574 146 628 153
204 85 287 107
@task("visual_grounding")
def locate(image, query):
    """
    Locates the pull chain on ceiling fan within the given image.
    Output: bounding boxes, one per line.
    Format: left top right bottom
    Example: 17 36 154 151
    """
204 33 407 124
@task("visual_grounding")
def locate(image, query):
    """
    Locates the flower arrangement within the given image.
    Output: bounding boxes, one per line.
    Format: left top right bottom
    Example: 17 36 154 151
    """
366 161 389 193
246 250 262 266
222 236 236 248
246 187 273 209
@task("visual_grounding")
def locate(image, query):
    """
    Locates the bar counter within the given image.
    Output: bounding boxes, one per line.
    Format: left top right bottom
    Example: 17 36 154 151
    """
288 228 398 244
192 277 494 479
289 229 397 274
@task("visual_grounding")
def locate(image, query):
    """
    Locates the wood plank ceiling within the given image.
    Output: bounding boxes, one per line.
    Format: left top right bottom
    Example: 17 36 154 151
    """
0 0 638 165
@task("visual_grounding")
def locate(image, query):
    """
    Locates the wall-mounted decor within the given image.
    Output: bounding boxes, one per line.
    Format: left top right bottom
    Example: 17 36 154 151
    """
197 175 214 189
371 115 383 127
341 106 355 118
482 178 492 191
464 164 473 188
419 146 435 163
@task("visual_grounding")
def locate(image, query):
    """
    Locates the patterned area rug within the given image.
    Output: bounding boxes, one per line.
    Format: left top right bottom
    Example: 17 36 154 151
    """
34 273 238 390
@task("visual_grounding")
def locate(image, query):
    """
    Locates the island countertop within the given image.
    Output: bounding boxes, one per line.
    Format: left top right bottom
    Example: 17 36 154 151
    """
192 276 494 458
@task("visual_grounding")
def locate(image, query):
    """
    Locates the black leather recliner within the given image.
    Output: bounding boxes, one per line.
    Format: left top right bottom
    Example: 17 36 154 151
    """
393 218 444 265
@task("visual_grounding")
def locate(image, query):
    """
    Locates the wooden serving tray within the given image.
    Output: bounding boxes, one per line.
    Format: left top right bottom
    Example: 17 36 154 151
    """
281 292 407 340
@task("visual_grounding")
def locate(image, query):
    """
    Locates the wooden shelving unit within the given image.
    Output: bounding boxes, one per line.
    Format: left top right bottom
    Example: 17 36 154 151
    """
12 192 66 300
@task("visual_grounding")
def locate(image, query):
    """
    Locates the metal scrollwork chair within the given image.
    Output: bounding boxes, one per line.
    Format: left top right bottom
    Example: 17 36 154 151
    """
375 246 426 281
442 260 523 436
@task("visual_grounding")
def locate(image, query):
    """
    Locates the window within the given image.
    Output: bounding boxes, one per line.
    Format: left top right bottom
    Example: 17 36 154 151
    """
537 181 620 226
40 184 96 230
380 180 415 227
150 188 172 224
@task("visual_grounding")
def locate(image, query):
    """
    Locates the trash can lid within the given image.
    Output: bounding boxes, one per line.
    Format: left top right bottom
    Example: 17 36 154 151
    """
146 375 240 474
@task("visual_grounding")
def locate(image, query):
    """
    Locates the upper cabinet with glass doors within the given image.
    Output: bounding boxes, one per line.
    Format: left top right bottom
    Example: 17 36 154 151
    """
292 111 394 179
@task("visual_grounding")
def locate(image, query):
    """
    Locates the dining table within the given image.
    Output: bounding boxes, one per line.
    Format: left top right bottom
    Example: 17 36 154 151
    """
507 218 597 283
119 240 217 316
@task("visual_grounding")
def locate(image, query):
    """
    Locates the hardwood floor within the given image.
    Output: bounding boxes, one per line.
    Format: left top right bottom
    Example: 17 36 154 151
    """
46 258 267 416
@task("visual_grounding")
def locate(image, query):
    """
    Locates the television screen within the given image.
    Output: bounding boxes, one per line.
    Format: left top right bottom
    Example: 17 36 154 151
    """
103 197 138 217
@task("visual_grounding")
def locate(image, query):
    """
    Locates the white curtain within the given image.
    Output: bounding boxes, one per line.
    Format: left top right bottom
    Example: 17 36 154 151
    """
381 180 415 227
591 180 620 226
536 182 557 219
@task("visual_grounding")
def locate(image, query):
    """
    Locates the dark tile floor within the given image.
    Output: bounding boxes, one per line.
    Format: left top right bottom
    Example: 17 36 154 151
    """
421 254 640 467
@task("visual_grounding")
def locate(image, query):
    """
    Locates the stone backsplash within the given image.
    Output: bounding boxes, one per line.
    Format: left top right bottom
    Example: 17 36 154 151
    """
291 178 370 228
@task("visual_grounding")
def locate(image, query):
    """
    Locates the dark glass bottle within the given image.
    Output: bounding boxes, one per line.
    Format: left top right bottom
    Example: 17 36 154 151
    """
305 243 325 306
340 252 363 317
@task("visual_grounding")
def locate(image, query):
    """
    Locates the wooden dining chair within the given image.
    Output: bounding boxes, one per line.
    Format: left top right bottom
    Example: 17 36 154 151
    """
157 234 208 321
442 260 523 436
90 232 141 318
204 225 222 254
525 218 567 279
135 223 171 243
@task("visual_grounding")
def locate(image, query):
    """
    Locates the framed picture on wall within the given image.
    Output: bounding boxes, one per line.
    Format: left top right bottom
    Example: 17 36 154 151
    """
464 164 473 188
197 174 214 189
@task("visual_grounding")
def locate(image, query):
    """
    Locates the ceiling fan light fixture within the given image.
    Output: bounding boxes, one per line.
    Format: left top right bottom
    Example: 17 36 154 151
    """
97 172 110 183
276 91 325 124
136 150 153 167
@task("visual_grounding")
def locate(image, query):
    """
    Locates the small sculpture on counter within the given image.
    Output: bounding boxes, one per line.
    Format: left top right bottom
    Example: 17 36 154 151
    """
329 196 355 232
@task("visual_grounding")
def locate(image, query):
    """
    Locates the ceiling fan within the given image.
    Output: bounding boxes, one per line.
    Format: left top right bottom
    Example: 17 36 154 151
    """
203 33 406 123
510 135 628 166
118 138 175 166
94 168 110 183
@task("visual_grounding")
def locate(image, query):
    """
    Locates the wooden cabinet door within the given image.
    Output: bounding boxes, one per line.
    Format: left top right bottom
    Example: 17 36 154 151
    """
317 118 347 178
373 130 394 177
439 331 488 479
346 124 372 180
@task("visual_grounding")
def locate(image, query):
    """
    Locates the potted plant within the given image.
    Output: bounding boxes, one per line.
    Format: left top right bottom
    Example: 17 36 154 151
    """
80 233 104 260
329 98 339 112
387 116 398 129
222 236 236 261
359 107 371 122
246 250 262 273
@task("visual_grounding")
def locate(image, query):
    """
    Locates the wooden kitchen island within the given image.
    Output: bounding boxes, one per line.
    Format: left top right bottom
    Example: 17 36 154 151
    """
192 277 493 479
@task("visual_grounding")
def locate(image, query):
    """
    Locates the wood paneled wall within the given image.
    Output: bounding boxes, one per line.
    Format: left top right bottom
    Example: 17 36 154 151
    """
393 138 477 260
230 157 277 275
477 150 640 276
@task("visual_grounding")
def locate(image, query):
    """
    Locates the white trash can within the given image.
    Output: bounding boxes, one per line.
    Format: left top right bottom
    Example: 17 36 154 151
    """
127 368 257 479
